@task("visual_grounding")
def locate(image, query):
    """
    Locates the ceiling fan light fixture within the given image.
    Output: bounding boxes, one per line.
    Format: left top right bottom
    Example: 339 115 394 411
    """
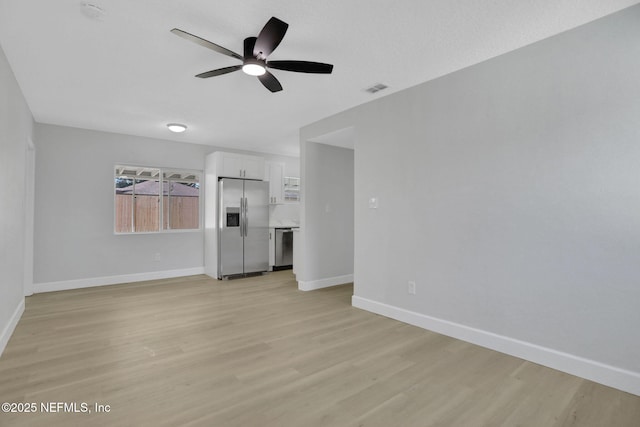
167 123 187 133
242 57 266 76
242 62 266 76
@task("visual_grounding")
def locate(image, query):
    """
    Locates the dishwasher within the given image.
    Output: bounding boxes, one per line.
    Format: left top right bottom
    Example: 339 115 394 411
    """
274 228 293 270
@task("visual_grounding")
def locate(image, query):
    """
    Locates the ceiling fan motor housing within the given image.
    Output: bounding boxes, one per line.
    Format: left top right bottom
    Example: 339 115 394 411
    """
242 37 266 75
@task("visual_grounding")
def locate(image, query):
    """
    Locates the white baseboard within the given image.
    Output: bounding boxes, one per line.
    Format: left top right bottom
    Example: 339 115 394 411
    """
298 274 353 291
352 295 640 397
0 298 25 357
33 267 206 294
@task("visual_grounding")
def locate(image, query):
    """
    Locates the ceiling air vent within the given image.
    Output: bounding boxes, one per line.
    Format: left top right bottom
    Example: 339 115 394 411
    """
365 83 388 94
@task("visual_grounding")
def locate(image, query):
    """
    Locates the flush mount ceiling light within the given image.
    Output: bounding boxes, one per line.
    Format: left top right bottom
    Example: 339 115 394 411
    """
80 2 105 20
167 123 187 133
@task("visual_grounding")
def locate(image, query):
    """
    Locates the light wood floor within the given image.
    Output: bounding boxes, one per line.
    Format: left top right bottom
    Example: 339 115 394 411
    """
1 271 639 426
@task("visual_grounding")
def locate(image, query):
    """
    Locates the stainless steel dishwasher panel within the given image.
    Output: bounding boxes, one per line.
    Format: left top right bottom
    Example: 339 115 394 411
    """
275 228 293 267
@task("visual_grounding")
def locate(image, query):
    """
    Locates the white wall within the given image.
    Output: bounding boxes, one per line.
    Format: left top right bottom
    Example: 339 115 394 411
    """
33 124 210 290
301 5 640 395
298 141 354 290
270 154 299 178
0 43 33 354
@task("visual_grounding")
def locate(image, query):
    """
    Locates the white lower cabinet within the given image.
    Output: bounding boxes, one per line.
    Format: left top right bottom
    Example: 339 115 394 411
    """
268 227 275 270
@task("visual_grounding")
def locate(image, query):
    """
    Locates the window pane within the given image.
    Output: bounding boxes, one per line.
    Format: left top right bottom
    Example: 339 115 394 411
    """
115 177 134 232
162 181 170 230
165 181 199 230
134 179 160 232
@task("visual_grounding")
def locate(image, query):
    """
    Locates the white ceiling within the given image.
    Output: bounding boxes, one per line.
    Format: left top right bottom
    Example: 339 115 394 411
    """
0 0 637 157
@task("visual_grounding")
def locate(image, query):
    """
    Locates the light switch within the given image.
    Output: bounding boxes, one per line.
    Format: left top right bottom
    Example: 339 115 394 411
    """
368 197 378 209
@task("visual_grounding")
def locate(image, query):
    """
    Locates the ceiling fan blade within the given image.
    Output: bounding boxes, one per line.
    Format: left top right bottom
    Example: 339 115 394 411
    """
258 70 283 92
267 60 334 74
195 65 242 78
254 17 288 58
244 37 257 59
171 28 243 61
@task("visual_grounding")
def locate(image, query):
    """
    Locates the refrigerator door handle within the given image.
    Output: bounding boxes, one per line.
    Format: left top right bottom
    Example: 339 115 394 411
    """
244 197 248 237
240 197 244 237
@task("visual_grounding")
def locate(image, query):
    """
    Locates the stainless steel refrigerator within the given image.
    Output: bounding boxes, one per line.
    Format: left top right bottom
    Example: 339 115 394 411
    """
217 178 269 279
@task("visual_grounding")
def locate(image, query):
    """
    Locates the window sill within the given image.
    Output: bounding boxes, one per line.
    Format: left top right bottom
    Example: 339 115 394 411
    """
114 228 203 235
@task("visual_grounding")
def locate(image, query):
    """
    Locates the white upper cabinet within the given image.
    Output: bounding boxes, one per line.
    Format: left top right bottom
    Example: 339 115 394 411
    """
241 155 265 180
219 153 243 178
265 162 284 204
216 152 264 180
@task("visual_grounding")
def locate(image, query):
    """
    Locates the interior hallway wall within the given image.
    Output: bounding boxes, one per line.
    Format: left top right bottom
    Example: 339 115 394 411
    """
298 141 354 290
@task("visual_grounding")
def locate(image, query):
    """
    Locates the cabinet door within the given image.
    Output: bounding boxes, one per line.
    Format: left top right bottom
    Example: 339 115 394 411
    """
268 227 275 268
220 153 244 178
243 155 265 180
267 162 284 204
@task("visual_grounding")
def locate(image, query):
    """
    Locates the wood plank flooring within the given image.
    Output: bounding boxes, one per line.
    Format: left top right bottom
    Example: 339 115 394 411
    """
1 271 639 426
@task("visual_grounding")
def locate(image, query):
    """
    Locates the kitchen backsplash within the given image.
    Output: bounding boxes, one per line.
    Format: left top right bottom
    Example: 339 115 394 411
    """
269 203 300 227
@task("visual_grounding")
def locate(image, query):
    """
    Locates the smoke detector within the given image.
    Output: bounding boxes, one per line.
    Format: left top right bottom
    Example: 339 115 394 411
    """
80 2 105 20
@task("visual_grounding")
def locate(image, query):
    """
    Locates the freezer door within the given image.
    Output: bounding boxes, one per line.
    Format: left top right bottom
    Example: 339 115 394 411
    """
218 178 244 278
243 180 269 274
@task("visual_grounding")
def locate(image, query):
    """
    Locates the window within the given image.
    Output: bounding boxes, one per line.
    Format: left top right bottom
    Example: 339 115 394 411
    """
115 165 200 233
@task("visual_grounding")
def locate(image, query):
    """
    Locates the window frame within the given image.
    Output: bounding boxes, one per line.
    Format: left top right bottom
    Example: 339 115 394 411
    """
114 165 202 234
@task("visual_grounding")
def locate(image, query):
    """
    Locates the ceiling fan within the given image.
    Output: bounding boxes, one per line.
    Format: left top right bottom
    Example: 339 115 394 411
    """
171 17 334 93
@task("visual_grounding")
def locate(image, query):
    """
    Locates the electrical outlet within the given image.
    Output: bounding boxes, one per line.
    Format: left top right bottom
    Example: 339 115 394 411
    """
154 253 161 261
408 281 416 295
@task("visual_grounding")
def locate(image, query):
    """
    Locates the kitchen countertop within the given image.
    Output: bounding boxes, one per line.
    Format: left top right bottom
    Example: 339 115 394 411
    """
269 220 300 228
